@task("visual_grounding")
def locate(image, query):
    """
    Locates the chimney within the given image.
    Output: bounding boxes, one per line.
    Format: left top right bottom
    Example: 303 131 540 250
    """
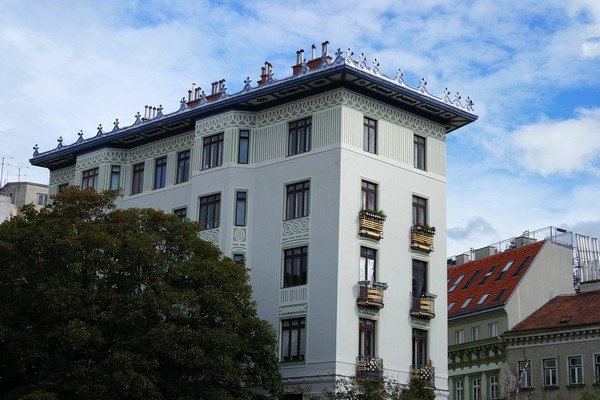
455 253 470 266
473 246 498 260
292 49 305 75
258 62 272 86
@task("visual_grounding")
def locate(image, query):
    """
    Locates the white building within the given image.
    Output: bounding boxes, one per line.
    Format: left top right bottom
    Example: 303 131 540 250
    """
30 43 477 398
0 181 49 221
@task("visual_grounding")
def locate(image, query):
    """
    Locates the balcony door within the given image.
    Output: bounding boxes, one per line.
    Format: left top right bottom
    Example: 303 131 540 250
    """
360 247 376 282
412 329 427 367
359 319 376 358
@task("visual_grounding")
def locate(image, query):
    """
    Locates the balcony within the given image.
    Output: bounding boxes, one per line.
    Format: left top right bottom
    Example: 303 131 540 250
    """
410 225 436 252
358 210 386 240
357 281 388 309
409 292 436 319
411 362 435 388
357 356 384 379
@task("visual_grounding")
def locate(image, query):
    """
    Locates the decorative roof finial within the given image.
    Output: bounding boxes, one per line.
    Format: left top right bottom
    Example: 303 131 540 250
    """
57 136 63 149
33 144 39 157
96 124 103 137
77 129 84 143
112 118 120 132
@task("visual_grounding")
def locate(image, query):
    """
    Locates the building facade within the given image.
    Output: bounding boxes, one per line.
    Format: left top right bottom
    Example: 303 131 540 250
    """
0 181 49 221
30 43 477 398
447 229 575 400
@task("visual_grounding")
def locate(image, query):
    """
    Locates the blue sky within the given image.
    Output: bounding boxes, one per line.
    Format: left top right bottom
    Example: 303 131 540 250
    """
1 0 599 256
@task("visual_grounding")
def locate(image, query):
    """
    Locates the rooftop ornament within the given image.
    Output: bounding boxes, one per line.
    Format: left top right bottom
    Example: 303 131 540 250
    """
31 41 476 158
77 130 84 143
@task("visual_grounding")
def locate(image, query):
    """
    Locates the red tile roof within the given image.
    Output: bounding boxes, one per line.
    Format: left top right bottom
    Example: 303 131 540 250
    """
510 291 600 332
447 241 545 319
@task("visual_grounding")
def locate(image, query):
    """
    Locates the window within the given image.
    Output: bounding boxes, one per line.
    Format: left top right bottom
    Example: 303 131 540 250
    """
412 259 427 296
359 319 376 358
455 380 464 400
360 247 376 281
412 329 427 367
479 265 497 285
238 130 249 164
471 326 480 341
489 375 499 400
199 193 220 230
493 288 507 302
414 135 426 170
363 117 377 153
448 302 456 312
288 117 311 156
462 269 481 289
519 360 532 388
37 193 48 206
283 246 308 287
477 293 489 305
81 168 99 190
173 207 187 221
131 163 144 195
110 165 121 190
512 255 531 276
488 322 498 337
281 318 305 362
233 254 245 265
58 183 69 192
202 133 224 169
153 157 167 189
176 150 190 184
461 297 472 309
235 191 247 226
412 195 427 226
455 329 464 344
595 354 600 384
496 260 514 280
543 358 557 387
568 355 583 385
449 274 465 292
285 181 310 220
472 378 481 400
361 180 378 211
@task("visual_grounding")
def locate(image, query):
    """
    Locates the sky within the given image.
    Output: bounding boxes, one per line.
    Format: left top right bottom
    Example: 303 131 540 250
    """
1 0 600 256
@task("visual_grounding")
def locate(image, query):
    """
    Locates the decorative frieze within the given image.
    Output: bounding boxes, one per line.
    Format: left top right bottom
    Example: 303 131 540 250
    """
128 133 194 163
232 227 247 252
282 217 310 244
49 166 75 185
279 304 308 316
76 149 128 170
199 229 219 245
196 112 256 136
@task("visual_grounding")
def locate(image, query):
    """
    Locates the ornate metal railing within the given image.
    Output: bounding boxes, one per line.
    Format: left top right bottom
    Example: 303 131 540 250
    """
357 281 387 309
357 356 384 379
411 364 435 388
409 292 436 319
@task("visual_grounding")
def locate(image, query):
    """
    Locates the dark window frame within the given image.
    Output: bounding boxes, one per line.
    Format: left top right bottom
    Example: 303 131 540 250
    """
281 317 305 362
412 259 427 296
81 167 99 190
202 133 224 170
412 195 428 226
283 246 308 288
176 150 191 184
238 130 249 164
361 180 378 211
360 247 377 282
131 163 145 195
288 117 312 156
414 135 426 170
110 165 121 190
153 157 167 189
173 207 187 221
285 181 310 220
412 328 428 367
359 318 376 358
199 193 221 230
363 117 377 154
235 190 247 226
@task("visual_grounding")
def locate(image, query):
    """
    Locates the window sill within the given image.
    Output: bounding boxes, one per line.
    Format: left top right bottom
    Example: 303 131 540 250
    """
566 384 586 389
543 385 559 390
520 387 534 391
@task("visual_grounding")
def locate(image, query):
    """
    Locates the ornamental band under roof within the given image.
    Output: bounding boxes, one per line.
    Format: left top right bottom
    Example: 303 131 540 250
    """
30 42 477 170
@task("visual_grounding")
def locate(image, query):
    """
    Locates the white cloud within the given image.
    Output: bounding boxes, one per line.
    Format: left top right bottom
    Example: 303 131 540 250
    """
511 108 600 175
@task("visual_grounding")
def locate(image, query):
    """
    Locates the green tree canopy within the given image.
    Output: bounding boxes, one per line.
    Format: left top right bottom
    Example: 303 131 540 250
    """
0 188 282 399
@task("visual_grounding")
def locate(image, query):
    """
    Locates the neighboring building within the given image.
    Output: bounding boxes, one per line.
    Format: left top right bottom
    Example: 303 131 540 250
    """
30 42 478 398
447 228 574 400
0 181 49 221
503 236 600 400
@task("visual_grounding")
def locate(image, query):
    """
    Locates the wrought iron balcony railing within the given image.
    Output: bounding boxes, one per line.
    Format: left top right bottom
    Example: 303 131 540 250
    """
410 363 435 388
358 210 386 240
357 281 388 309
410 225 435 252
357 356 384 379
409 292 436 319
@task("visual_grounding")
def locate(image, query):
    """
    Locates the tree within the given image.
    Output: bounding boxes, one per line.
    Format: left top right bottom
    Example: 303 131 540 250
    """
322 377 435 400
0 188 282 399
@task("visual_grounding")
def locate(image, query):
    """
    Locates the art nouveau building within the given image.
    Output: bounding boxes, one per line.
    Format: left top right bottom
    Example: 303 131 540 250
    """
30 43 477 398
